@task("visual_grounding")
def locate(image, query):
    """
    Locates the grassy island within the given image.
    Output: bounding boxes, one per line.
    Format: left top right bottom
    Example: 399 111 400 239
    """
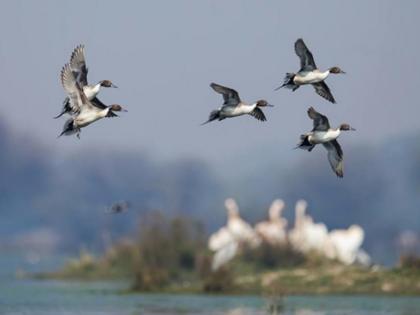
34 212 420 296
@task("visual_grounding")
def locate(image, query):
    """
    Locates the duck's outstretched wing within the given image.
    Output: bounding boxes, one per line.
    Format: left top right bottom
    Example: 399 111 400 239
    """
210 83 241 106
307 106 330 131
90 97 107 110
61 63 88 114
323 140 343 178
295 38 317 71
249 107 267 121
70 45 88 87
312 81 336 104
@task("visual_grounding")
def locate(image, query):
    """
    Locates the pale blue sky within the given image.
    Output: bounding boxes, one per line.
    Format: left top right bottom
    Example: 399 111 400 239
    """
0 0 419 168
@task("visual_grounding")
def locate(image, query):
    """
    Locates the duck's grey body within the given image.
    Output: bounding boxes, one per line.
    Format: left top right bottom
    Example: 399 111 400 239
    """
55 45 117 119
219 103 256 118
297 107 355 177
59 64 125 138
203 83 272 124
276 39 345 104
293 69 330 85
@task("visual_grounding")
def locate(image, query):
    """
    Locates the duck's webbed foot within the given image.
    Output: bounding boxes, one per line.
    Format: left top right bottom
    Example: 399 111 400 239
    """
76 129 81 139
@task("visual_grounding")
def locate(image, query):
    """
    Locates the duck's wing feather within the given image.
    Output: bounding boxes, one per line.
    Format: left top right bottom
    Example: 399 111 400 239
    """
248 107 267 121
323 140 343 178
312 81 336 103
91 97 116 116
90 97 107 110
61 63 92 114
210 83 241 106
295 39 317 71
70 45 88 87
307 106 330 131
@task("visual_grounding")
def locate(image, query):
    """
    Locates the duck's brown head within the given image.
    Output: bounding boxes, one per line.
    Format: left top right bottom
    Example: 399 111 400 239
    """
256 100 274 107
339 123 355 131
109 104 127 112
100 80 118 88
329 66 346 74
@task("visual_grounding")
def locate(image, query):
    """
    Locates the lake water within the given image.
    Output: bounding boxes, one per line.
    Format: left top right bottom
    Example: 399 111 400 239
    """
1 253 420 315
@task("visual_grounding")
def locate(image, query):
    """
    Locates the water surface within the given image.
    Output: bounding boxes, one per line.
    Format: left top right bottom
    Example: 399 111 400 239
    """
1 253 419 315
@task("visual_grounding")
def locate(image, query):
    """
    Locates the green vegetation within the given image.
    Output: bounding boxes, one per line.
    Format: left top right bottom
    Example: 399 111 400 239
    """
36 211 420 295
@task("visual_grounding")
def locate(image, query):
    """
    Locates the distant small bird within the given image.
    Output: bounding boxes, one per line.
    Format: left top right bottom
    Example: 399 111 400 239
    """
276 38 345 103
55 45 117 119
202 83 273 124
59 63 127 138
107 201 130 214
297 107 355 177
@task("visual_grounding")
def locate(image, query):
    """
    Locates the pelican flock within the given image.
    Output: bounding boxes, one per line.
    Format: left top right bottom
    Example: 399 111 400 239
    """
209 199 370 270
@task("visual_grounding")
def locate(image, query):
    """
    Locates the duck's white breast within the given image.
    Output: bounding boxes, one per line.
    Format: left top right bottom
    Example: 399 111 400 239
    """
75 109 107 127
83 84 101 100
310 129 340 144
221 104 254 117
294 71 329 85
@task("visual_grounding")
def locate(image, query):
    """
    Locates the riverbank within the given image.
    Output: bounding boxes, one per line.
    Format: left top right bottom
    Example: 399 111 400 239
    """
32 212 420 296
34 249 420 296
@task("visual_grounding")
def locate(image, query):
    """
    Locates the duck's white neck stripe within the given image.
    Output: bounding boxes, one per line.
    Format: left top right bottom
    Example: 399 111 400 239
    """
320 69 330 80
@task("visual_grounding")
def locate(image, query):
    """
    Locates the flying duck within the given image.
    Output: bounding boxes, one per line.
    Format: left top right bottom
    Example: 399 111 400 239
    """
59 63 126 139
202 83 273 124
107 201 130 214
276 39 345 103
55 45 117 119
297 107 355 177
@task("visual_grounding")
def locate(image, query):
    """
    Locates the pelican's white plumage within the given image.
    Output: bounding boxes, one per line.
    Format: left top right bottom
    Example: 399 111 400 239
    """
328 225 366 265
208 198 260 270
255 199 288 245
224 198 260 247
211 241 238 271
289 200 330 254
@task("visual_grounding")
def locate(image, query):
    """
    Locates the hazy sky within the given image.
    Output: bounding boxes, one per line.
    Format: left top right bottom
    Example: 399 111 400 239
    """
1 0 419 168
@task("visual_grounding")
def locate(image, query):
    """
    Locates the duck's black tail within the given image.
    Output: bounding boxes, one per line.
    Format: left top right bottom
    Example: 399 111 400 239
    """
58 118 77 137
54 110 66 119
296 134 315 151
275 73 299 91
201 110 221 125
54 97 72 119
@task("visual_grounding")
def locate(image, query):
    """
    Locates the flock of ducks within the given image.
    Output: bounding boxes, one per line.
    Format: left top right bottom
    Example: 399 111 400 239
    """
56 45 125 139
56 39 354 177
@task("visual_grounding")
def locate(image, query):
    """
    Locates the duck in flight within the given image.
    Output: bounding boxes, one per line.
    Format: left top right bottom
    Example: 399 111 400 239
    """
54 45 118 119
107 201 130 214
297 107 355 177
276 39 345 103
202 83 273 125
59 63 126 139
